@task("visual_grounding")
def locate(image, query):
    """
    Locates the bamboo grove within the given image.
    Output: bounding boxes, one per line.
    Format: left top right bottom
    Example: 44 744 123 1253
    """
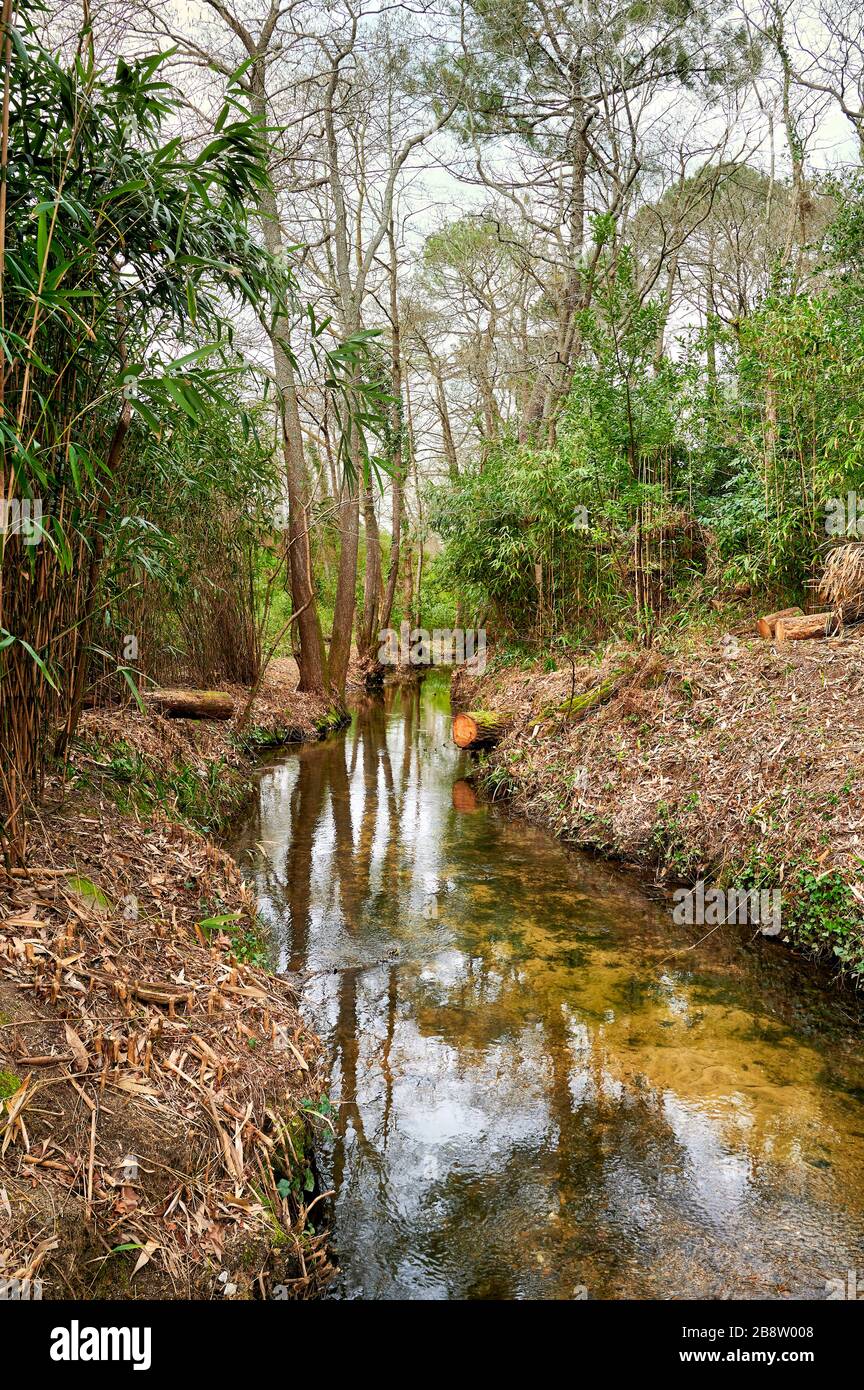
0 4 375 861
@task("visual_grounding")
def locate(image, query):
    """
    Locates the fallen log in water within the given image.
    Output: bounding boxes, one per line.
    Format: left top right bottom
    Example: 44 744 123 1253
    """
452 710 512 750
144 689 235 720
774 612 837 643
757 606 803 638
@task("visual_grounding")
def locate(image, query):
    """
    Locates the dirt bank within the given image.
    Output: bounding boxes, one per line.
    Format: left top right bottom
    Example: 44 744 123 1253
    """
69 657 350 829
0 660 344 1299
453 630 864 987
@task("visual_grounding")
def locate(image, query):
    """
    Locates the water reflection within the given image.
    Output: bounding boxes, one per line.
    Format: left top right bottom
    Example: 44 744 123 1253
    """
230 676 864 1300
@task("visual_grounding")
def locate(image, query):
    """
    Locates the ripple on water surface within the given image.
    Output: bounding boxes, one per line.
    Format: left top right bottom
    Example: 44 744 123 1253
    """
229 676 864 1300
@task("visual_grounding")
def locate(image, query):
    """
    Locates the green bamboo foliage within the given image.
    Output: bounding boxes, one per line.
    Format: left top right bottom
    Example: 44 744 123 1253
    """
0 4 287 861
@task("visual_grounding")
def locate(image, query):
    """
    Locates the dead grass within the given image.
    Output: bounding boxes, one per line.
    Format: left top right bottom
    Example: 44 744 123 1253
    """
0 659 338 1299
819 542 864 625
456 629 864 984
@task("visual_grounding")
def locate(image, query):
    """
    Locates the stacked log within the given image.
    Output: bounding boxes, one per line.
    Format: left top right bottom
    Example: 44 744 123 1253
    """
756 606 803 639
774 612 837 643
452 710 512 750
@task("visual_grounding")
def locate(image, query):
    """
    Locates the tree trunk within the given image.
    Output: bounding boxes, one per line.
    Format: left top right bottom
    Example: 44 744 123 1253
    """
359 475 382 661
322 62 362 700
381 216 404 635
653 247 679 369
250 74 327 694
328 442 360 696
775 11 807 285
523 117 587 435
280 367 328 691
705 245 718 393
433 368 459 480
401 531 414 635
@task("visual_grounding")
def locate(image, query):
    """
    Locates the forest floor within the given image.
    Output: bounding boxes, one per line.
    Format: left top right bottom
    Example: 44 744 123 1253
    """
453 623 864 989
0 658 352 1300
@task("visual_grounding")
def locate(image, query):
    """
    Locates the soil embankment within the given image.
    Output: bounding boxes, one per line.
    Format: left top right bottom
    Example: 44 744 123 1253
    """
0 659 345 1299
453 631 864 986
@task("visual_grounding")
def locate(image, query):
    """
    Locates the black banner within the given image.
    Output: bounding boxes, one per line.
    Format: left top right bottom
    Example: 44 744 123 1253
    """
3 1296 855 1376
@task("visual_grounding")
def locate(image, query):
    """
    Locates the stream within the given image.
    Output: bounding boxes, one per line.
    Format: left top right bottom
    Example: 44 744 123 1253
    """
228 674 864 1300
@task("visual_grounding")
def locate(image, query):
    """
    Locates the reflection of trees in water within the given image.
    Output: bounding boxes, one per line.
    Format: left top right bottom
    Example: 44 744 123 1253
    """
282 749 325 971
232 682 864 1297
326 734 365 1179
327 689 419 1193
410 1090 683 1299
319 695 696 1292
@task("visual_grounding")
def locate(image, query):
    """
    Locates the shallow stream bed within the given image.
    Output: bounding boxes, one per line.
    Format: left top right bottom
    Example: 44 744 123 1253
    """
228 676 864 1300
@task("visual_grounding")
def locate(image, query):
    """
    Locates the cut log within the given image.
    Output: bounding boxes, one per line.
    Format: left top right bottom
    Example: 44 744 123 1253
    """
774 612 837 643
144 689 234 720
757 606 803 639
452 710 512 750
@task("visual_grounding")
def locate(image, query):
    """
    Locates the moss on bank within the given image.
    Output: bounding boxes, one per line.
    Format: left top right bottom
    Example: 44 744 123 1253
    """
314 707 351 736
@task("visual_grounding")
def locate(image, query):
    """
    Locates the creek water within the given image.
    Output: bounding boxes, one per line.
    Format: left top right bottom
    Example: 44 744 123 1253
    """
228 674 864 1300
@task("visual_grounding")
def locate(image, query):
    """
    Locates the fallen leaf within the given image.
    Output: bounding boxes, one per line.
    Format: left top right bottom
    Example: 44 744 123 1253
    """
64 1024 89 1073
131 1240 159 1277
